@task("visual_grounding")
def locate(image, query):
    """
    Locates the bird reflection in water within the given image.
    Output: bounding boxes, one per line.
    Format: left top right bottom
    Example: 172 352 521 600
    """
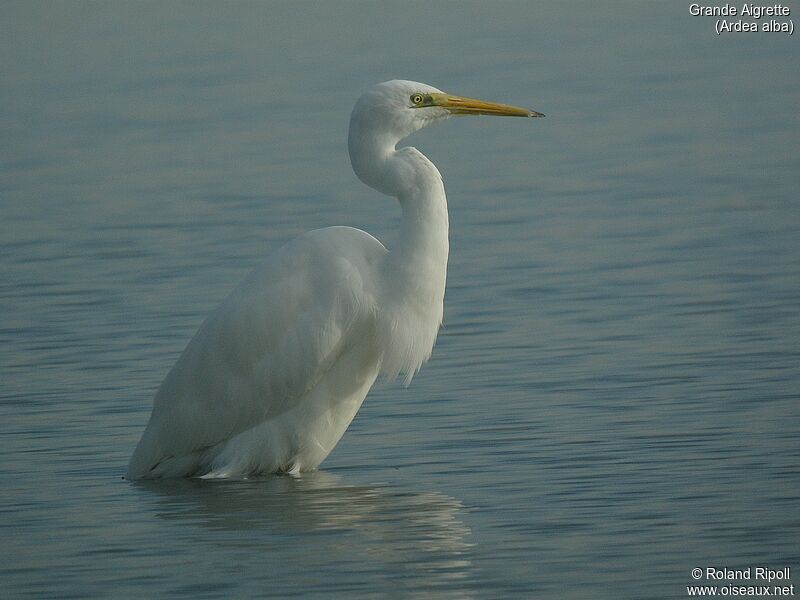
135 471 475 595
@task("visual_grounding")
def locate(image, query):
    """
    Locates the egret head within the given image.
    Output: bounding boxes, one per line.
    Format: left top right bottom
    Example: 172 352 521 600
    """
350 79 543 143
348 80 542 195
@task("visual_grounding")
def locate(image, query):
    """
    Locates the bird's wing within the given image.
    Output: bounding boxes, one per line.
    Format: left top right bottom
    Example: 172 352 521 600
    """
130 227 386 476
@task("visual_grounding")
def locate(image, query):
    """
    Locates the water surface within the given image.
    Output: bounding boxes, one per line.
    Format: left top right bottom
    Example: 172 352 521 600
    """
1 2 798 598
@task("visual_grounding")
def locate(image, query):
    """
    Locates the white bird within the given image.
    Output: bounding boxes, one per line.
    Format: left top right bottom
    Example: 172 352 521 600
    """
127 80 543 479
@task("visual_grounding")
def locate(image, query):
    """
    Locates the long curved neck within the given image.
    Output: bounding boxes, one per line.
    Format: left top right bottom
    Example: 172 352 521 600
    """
391 148 449 292
349 127 449 381
349 129 449 299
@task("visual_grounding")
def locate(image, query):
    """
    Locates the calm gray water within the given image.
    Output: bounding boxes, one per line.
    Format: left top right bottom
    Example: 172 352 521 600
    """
2 2 798 598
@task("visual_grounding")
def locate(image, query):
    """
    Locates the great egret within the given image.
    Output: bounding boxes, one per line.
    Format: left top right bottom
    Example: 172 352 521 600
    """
127 80 543 479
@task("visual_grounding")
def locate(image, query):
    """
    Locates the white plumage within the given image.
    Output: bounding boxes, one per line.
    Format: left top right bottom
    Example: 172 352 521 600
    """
127 80 541 479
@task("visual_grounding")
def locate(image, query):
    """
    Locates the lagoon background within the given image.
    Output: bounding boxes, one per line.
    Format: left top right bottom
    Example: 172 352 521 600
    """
2 2 798 598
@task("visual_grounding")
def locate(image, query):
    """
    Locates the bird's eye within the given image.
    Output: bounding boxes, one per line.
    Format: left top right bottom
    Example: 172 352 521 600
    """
410 94 425 106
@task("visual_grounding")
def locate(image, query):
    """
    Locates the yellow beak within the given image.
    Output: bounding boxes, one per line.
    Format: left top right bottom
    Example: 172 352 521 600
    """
430 92 544 118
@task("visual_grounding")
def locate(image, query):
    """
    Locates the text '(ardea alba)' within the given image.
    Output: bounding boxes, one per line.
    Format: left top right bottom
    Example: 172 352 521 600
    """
127 80 543 479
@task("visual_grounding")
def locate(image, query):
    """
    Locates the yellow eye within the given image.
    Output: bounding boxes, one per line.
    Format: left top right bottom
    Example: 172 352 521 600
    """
410 94 425 105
